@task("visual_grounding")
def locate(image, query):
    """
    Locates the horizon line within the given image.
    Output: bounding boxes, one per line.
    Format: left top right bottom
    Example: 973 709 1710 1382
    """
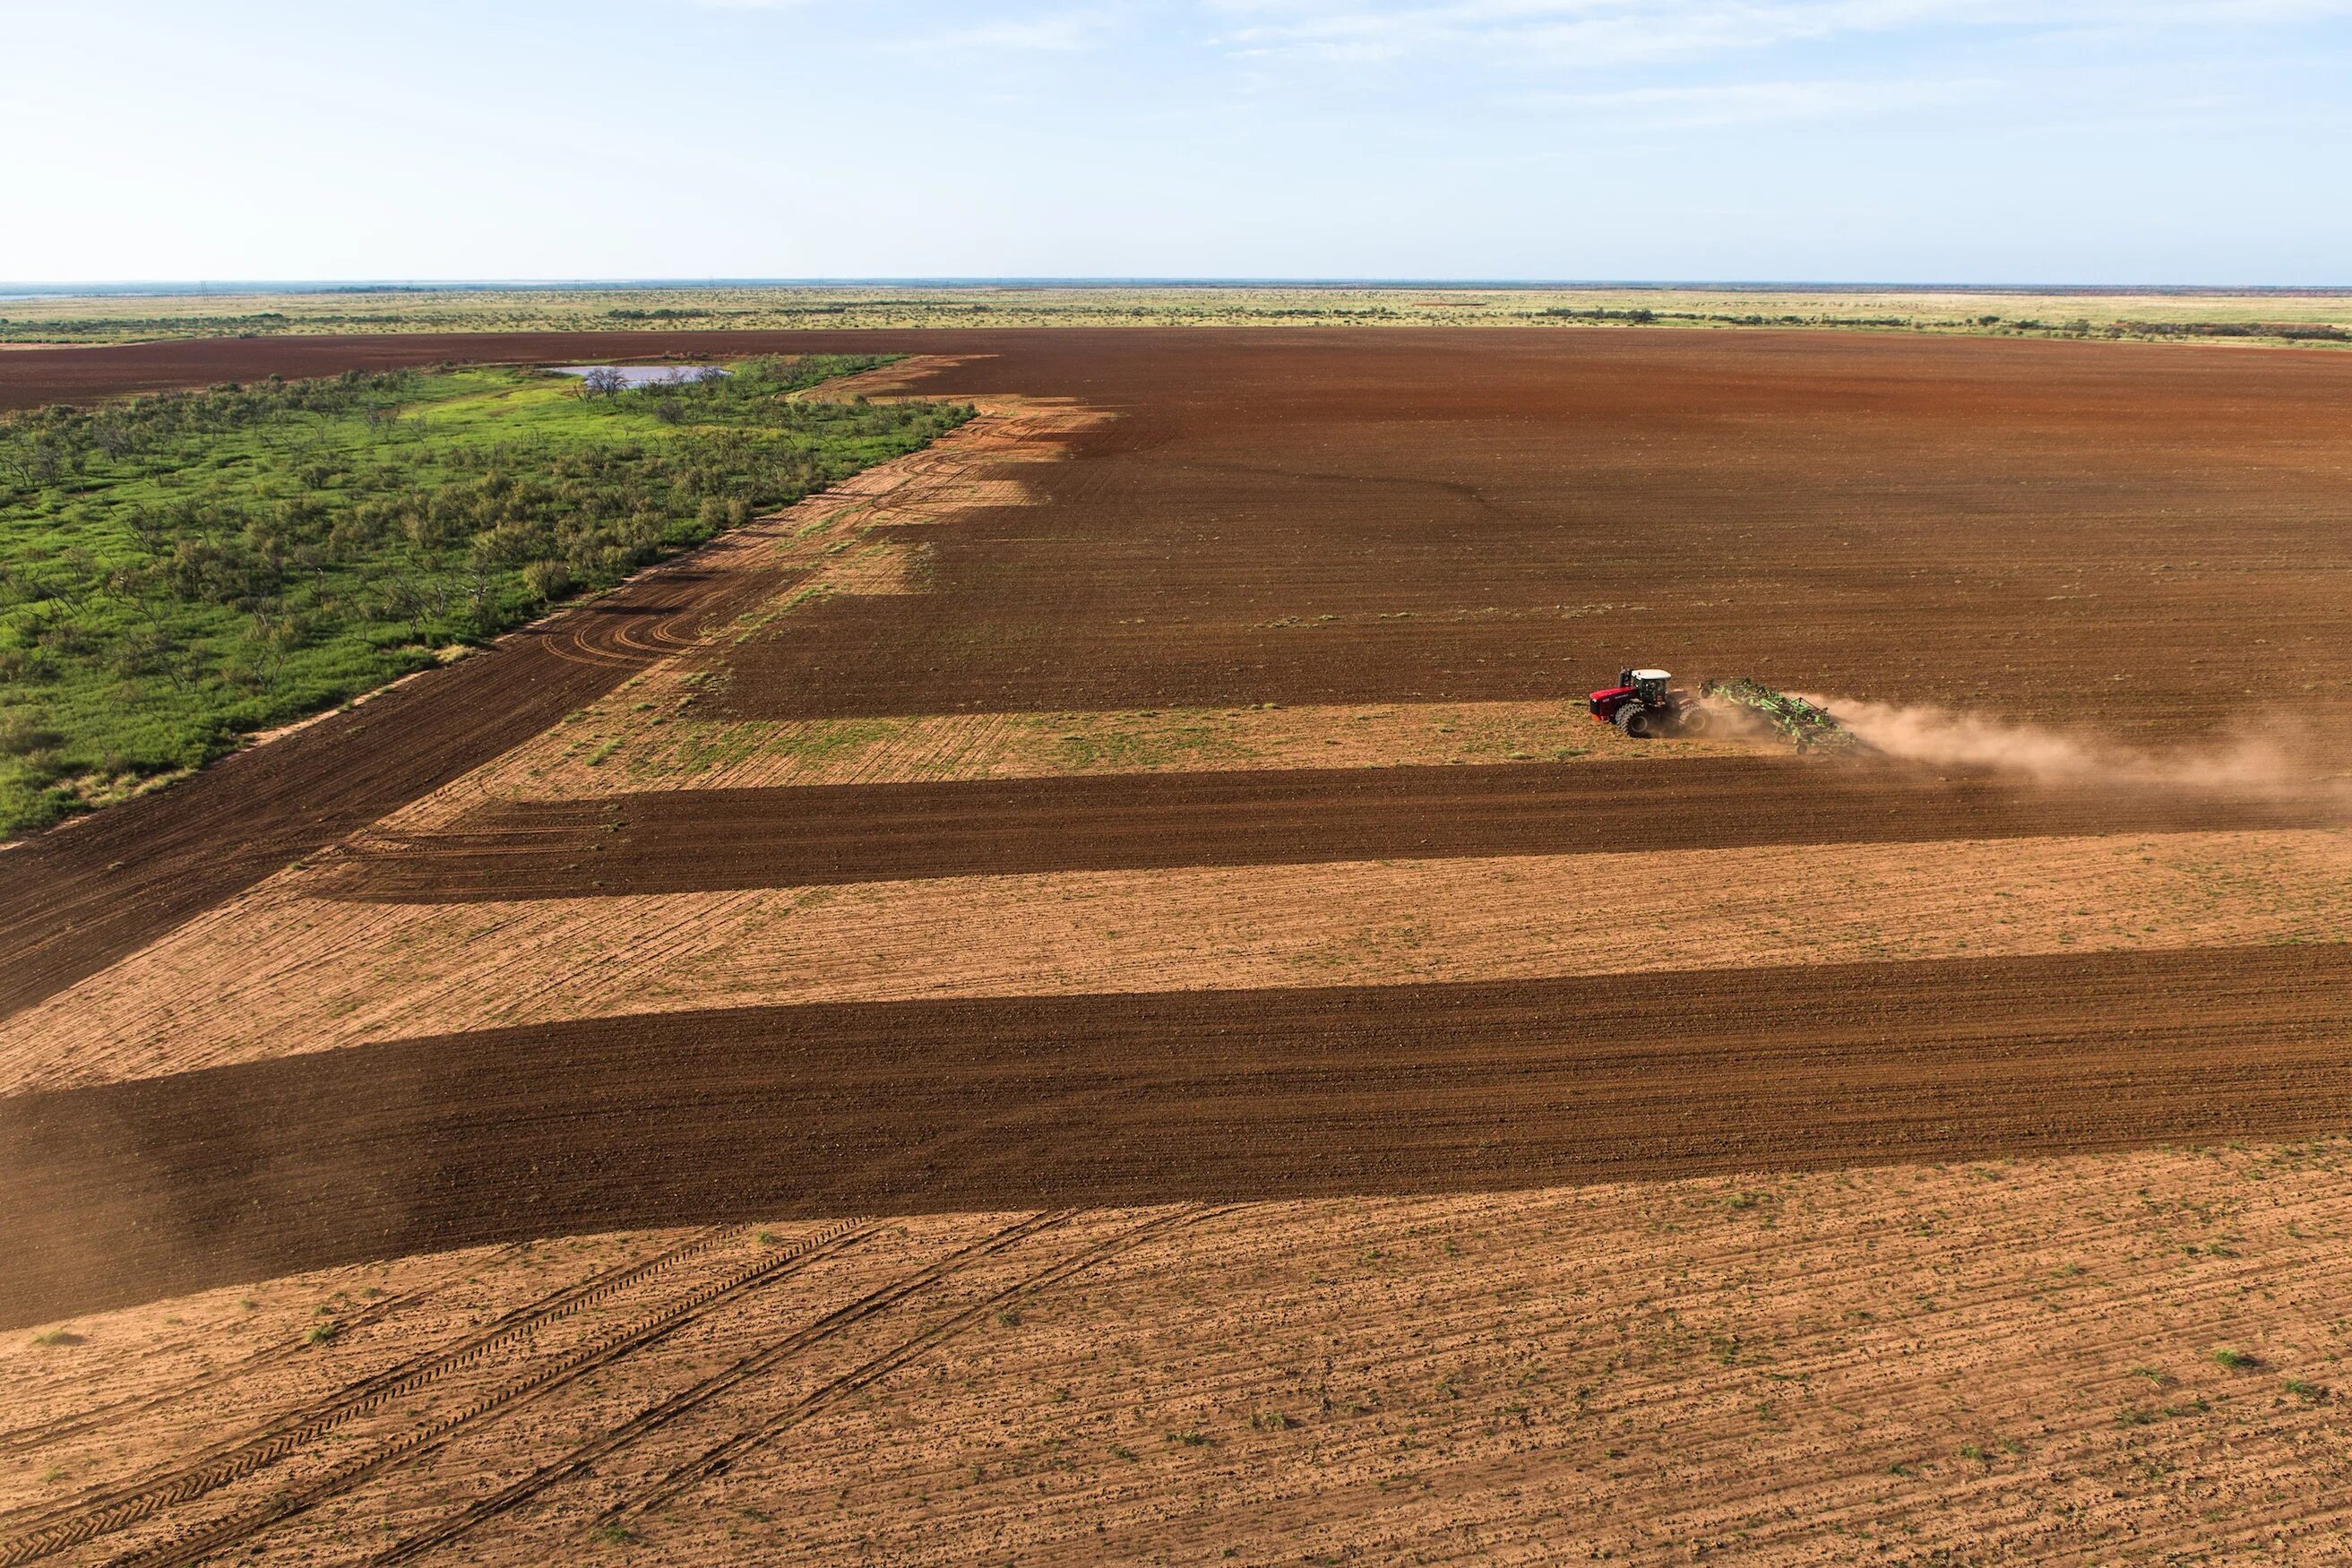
6 278 2352 301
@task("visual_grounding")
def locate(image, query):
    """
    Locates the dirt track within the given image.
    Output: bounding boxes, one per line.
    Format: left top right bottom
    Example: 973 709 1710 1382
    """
8 943 2352 1327
319 759 2337 903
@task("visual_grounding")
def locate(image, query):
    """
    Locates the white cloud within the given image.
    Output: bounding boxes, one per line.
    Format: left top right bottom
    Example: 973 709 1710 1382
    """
1202 0 2352 68
895 8 1120 50
1533 73 1994 125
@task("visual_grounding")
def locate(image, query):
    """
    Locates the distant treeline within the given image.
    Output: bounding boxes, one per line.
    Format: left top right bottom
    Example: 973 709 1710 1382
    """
2115 319 2349 342
1535 306 1917 328
0 312 298 338
1529 306 2352 343
9 296 2350 347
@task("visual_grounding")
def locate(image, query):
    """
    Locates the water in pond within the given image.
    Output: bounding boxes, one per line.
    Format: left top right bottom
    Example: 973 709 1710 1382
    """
548 365 728 387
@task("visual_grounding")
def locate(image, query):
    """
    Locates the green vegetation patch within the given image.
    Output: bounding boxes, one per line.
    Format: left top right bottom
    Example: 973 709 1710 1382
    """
0 357 970 834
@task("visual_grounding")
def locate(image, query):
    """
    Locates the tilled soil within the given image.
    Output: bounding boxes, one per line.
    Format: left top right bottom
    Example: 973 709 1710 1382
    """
0 542 783 1021
9 943 2352 1327
701 330 2352 739
15 1155 2352 1567
317 759 2337 903
11 329 2352 737
11 328 2352 1016
11 829 2351 1098
10 328 2352 1562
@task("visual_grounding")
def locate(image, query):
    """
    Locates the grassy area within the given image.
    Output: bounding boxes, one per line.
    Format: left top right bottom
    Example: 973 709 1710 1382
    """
0 356 970 834
4 283 2349 347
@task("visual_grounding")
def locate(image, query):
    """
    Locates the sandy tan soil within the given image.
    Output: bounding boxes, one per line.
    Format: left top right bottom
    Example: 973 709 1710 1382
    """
388 688 1728 830
10 1146 2352 1565
4 827 2347 1098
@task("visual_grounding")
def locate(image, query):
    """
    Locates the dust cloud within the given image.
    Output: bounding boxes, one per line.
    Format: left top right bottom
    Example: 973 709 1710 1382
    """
1795 694 2348 807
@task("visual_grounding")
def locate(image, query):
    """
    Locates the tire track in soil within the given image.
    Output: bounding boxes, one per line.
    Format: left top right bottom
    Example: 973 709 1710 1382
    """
575 1204 1243 1548
81 1216 1030 1568
367 1207 1124 1565
0 1223 780 1564
0 1245 530 1464
314 761 2339 904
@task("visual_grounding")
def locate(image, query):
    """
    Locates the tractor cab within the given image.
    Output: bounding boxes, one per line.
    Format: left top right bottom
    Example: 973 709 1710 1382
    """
1589 667 1705 737
1590 668 1672 718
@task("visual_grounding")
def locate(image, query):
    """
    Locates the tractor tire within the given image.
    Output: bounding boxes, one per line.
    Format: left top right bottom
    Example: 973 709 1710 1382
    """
1615 702 1653 738
1676 704 1713 737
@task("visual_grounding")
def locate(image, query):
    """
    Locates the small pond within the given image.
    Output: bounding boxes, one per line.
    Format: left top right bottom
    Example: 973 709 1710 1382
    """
547 365 728 388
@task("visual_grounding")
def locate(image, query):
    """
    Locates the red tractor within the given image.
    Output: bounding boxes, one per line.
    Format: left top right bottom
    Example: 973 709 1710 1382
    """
1588 668 1713 738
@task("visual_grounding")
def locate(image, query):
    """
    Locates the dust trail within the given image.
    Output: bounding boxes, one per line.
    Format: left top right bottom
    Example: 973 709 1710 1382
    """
1792 693 2350 808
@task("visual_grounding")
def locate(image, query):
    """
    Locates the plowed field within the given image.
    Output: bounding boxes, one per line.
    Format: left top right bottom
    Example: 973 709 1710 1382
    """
6 328 2352 1564
10 943 2352 1325
317 761 2330 903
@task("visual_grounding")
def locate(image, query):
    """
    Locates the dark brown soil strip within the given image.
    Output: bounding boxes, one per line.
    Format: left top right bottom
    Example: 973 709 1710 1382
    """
318 760 2335 903
6 943 2350 1326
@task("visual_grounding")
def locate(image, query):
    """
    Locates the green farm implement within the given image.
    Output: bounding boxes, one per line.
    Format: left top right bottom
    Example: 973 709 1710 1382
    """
1698 677 1873 754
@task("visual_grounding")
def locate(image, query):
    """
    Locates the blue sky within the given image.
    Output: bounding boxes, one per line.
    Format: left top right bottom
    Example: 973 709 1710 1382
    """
6 1 2349 284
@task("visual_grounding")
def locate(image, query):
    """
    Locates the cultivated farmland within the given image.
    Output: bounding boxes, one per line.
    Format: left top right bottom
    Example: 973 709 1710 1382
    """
4 329 2352 1564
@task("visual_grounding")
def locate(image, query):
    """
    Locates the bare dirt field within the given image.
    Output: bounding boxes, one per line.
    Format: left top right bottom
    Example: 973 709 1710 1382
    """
310 761 2330 904
12 1150 2352 1565
4 329 2352 1564
10 942 2352 1326
6 829 2351 1105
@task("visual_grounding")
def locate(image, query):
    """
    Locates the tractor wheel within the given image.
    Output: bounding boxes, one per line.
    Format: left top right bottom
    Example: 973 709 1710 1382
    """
1615 702 1653 738
1676 704 1713 737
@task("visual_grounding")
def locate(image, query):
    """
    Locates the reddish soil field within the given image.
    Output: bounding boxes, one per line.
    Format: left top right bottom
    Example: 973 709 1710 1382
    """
9 329 2352 1563
317 759 2332 903
9 943 2352 1327
17 1158 2352 1567
703 331 2352 738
